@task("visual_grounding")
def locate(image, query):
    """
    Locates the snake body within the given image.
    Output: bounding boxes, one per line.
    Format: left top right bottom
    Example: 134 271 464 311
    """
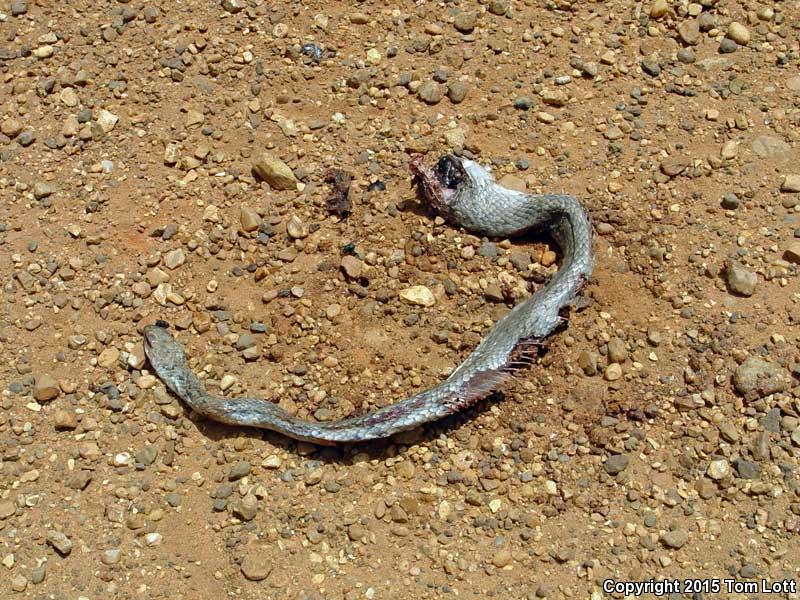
142 155 594 444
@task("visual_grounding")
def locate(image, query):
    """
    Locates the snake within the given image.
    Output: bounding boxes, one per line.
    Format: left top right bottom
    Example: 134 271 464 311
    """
142 154 594 444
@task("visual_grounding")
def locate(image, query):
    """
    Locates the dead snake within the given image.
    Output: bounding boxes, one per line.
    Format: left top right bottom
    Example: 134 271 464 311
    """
142 155 594 444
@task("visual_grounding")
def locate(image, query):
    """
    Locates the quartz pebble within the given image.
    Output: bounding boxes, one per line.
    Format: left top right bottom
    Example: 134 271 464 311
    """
252 153 297 190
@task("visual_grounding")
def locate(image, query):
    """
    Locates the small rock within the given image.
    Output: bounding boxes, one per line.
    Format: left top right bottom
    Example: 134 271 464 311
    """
577 351 598 376
733 357 789 398
604 363 622 381
34 374 60 402
10 575 27 592
46 530 73 556
649 0 668 18
751 136 791 161
727 22 750 45
0 501 16 519
447 81 468 104
241 553 272 581
163 248 186 270
784 242 800 264
660 156 689 177
184 109 204 127
677 19 700 45
252 153 297 190
399 286 435 307
286 215 308 239
453 12 477 33
607 337 627 363
734 458 761 480
641 59 661 77
781 175 800 193
96 109 119 133
604 454 629 475
604 125 623 140
240 206 261 231
221 0 243 13
1 117 24 138
717 38 738 53
229 461 251 481
492 549 512 568
97 347 119 369
340 255 363 279
163 143 179 165
418 81 444 105
660 529 689 549
725 261 757 296
10 0 28 16
233 495 258 521
33 182 54 199
720 192 739 209
484 284 504 303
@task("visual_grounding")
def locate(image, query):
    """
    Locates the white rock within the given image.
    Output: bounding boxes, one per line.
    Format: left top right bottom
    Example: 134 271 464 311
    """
97 109 119 133
399 286 436 307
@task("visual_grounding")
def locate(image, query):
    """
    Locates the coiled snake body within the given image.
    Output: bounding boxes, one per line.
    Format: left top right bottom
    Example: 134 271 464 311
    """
143 155 594 444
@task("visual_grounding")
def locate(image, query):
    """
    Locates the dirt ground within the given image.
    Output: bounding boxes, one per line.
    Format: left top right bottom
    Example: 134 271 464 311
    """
1 0 799 599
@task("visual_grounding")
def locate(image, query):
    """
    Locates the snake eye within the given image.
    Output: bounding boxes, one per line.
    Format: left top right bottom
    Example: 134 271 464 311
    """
434 156 463 190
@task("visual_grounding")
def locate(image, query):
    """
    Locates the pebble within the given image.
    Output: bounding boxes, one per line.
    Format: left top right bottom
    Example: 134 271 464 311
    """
240 206 261 231
720 192 739 209
233 495 258 521
399 286 435 307
781 175 800 193
1 117 24 138
164 248 186 270
677 19 700 46
604 363 622 381
604 454 629 475
340 255 363 279
718 38 738 54
229 461 251 481
46 530 73 556
96 109 119 133
33 182 53 199
447 81 468 104
607 337 627 363
418 81 444 105
34 374 60 402
220 374 237 391
492 549 512 568
10 0 28 16
454 12 477 33
727 22 751 45
0 501 15 519
660 529 689 549
286 215 308 239
783 242 800 264
241 553 272 581
660 156 689 177
725 261 757 296
221 0 243 13
707 458 731 480
252 153 297 190
733 357 789 398
734 458 761 480
649 0 668 18
751 136 792 161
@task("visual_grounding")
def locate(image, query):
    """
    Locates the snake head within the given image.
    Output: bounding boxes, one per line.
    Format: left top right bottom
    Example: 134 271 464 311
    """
142 322 184 371
409 154 466 218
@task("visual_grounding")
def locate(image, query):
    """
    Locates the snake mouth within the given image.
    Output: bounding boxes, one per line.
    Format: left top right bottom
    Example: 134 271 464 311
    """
410 154 462 215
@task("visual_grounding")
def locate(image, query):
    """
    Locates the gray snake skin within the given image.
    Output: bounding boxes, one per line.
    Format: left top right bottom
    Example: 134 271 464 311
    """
142 155 594 444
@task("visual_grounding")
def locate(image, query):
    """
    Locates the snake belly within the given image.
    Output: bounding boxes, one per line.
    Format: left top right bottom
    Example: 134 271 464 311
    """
142 155 594 444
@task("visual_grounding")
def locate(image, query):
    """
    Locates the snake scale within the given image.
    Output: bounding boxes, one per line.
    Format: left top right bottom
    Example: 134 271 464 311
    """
143 155 594 444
